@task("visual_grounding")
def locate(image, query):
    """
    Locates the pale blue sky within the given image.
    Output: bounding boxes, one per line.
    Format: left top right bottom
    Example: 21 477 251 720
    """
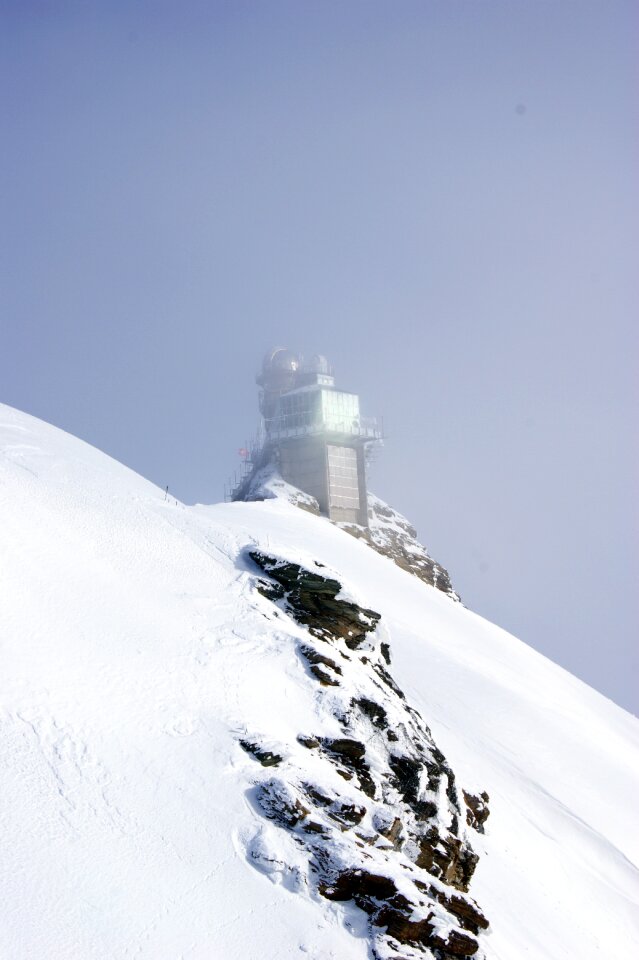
2 1 637 712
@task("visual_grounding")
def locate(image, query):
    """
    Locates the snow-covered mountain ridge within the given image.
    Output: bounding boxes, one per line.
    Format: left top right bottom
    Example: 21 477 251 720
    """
1 402 638 959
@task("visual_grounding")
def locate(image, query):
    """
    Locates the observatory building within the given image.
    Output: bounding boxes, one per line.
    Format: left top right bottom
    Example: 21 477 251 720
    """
233 348 381 527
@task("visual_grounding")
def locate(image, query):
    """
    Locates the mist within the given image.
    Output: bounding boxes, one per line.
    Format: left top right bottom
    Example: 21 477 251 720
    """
2 1 637 712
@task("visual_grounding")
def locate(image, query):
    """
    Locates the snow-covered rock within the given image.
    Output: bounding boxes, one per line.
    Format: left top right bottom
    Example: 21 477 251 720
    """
246 550 486 959
239 459 459 599
1 402 638 960
341 493 459 600
238 459 322 514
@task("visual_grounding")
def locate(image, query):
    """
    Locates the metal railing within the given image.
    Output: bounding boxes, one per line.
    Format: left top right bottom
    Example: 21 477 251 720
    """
264 416 381 443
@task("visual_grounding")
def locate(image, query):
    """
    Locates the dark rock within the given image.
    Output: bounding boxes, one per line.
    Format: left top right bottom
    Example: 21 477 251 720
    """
249 551 380 650
388 754 423 805
431 745 446 764
446 772 462 812
415 828 438 872
370 879 480 956
424 760 443 790
322 737 376 798
299 645 342 686
463 790 490 833
328 802 367 827
380 641 391 664
445 841 479 892
413 799 438 821
303 784 332 806
320 869 398 905
300 645 342 674
432 928 479 957
257 784 309 828
431 889 489 935
353 772 374 796
372 906 435 947
323 738 365 761
416 831 479 892
309 665 340 686
255 579 285 602
353 697 388 729
372 662 406 699
250 552 341 594
239 740 282 767
303 820 326 835
378 816 404 850
386 729 399 742
297 735 320 749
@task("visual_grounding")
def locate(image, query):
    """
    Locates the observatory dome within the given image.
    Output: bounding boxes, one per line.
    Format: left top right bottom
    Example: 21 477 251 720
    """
262 347 299 374
308 354 331 375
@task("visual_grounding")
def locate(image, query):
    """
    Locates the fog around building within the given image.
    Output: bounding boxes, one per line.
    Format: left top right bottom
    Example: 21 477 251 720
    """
2 1 637 712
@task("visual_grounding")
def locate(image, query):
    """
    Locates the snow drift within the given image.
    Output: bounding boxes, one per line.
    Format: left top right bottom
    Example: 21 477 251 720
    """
1 402 637 959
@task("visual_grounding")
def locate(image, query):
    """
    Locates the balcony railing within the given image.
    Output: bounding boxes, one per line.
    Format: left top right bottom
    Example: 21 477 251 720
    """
264 415 381 443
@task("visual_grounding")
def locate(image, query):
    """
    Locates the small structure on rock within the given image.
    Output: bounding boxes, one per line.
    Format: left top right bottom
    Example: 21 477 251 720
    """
231 348 381 526
228 349 459 600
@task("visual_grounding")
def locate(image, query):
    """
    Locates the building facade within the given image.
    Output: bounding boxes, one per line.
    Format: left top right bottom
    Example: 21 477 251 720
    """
234 348 381 527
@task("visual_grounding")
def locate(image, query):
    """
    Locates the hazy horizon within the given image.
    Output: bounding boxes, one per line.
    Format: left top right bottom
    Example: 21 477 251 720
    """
2 1 637 713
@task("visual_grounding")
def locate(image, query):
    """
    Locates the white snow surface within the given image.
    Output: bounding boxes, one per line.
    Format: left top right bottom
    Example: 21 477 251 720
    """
1 402 638 960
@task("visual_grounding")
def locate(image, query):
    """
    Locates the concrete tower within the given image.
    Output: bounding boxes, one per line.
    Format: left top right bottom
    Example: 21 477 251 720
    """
235 348 381 527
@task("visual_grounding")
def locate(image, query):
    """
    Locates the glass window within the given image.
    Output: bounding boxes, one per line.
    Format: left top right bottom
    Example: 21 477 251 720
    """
321 390 359 433
279 390 321 430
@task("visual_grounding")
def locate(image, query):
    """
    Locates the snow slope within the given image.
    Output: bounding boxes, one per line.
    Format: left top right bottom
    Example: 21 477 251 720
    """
1 402 637 959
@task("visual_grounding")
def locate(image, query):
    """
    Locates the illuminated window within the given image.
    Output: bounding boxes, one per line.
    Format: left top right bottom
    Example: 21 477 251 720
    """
321 390 359 432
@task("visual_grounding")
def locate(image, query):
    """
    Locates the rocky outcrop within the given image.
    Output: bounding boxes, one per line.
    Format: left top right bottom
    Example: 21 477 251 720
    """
236 462 459 600
239 740 282 767
339 494 459 600
241 552 488 960
463 791 490 834
250 551 380 650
